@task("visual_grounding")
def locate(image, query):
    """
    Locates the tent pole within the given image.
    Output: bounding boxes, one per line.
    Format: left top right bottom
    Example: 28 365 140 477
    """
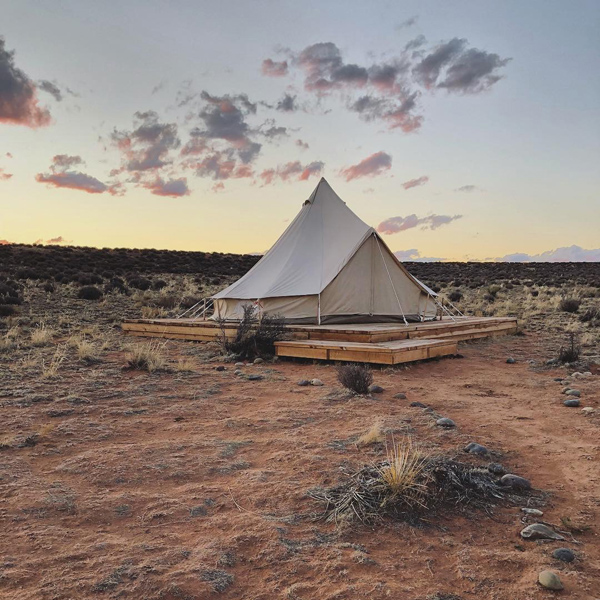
317 293 321 325
375 236 408 326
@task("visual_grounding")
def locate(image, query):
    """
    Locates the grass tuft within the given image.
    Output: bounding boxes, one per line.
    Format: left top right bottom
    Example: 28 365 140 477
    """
126 341 167 372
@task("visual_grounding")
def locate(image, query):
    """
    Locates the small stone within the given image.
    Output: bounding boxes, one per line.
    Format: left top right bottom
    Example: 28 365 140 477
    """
368 384 384 394
297 380 310 387
410 401 428 408
235 362 244 367
436 417 456 428
464 442 488 456
538 571 563 591
247 374 263 381
488 462 506 475
552 548 575 563
234 369 242 376
521 507 543 516
521 523 564 541
253 357 264 364
215 366 226 372
310 379 323 386
564 398 580 407
571 371 583 378
547 359 560 366
582 407 595 414
552 377 563 381
583 371 592 377
500 474 531 490
565 389 581 397
506 357 516 364
393 393 407 399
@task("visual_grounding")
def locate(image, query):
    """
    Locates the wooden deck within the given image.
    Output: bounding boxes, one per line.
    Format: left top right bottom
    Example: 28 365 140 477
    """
121 316 517 365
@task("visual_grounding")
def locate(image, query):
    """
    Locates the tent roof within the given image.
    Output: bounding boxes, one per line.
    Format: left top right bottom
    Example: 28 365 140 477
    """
213 178 434 300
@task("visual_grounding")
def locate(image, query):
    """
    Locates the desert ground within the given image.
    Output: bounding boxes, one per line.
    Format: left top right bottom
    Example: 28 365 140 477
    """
0 245 599 599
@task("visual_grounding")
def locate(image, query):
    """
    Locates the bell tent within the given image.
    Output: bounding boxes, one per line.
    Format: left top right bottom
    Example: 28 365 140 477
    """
212 178 440 324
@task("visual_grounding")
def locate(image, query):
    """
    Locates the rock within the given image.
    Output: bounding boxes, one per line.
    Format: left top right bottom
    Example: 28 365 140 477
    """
297 380 310 387
583 371 592 377
410 401 428 408
500 474 531 490
538 571 563 591
235 362 245 367
565 389 581 397
552 376 563 381
506 357 516 364
547 359 560 366
247 374 263 381
582 407 595 414
464 442 489 456
215 366 226 372
234 369 243 376
521 507 543 516
564 398 580 407
488 462 506 475
253 357 264 364
310 379 324 386
571 371 583 378
436 417 456 428
552 548 575 563
394 393 407 399
520 523 565 541
368 384 384 394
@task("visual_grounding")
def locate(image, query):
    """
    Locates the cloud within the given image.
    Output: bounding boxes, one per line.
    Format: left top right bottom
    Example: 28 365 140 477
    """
497 245 600 262
212 182 225 192
192 150 254 181
340 151 392 181
394 248 444 262
455 184 480 193
260 160 324 185
38 80 63 102
142 176 190 197
402 175 429 190
396 16 419 30
377 213 462 234
35 154 112 194
296 139 309 150
0 37 51 127
262 59 289 77
0 167 12 180
276 93 297 112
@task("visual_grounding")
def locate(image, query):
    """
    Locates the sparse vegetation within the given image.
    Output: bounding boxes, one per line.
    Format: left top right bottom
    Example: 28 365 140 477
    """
126 341 168 372
558 333 581 364
337 363 373 395
357 420 385 446
559 297 581 313
30 324 55 346
78 285 103 300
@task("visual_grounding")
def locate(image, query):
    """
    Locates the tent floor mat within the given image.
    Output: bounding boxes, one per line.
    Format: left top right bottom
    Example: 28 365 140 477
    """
121 316 517 365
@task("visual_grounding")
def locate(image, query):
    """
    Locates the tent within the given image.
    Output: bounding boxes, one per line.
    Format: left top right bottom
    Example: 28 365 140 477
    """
212 178 440 324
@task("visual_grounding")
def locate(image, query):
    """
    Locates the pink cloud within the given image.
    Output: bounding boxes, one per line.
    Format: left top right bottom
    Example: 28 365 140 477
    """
261 58 289 77
378 213 462 234
402 175 429 190
35 171 108 194
0 168 12 180
339 151 392 181
142 176 190 197
259 160 324 185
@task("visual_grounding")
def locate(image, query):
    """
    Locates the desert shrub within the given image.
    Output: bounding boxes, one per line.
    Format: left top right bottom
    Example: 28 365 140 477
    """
357 420 385 446
153 294 179 309
0 305 17 317
488 284 501 296
43 282 55 293
559 297 580 313
530 290 539 297
128 277 152 290
483 293 496 303
77 272 103 285
580 307 600 325
78 286 103 300
447 290 462 303
222 304 287 360
31 325 55 346
180 295 203 310
126 341 167 372
152 279 167 290
337 363 373 395
105 277 128 294
558 333 581 364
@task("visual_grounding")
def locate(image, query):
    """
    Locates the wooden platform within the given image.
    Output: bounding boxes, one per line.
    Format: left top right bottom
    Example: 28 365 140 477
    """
121 316 517 365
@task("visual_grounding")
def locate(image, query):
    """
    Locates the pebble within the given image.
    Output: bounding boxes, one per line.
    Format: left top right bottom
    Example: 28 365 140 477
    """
488 463 506 475
235 362 245 367
521 507 543 516
253 357 264 364
565 389 581 397
521 523 564 541
582 407 595 414
215 366 226 372
394 393 407 399
247 374 263 381
538 571 563 591
368 384 384 394
410 401 428 408
310 379 324 386
546 359 560 366
234 369 242 376
436 417 456 428
552 548 575 563
464 442 489 456
564 398 580 407
506 357 516 364
552 377 563 382
297 380 310 386
583 371 592 377
500 474 531 490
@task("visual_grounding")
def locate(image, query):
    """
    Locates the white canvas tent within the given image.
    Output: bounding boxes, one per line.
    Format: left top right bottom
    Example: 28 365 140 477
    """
212 178 440 324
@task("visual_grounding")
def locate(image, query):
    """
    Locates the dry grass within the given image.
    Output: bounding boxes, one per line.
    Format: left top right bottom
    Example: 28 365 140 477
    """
356 420 385 446
68 336 102 363
126 341 168 372
175 357 195 372
41 345 67 379
140 306 167 319
30 324 55 346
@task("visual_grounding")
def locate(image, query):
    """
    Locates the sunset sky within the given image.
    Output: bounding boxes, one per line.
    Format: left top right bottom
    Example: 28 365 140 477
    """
1 0 599 261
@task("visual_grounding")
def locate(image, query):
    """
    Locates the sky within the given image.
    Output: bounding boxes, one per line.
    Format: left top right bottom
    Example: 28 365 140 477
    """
1 0 599 261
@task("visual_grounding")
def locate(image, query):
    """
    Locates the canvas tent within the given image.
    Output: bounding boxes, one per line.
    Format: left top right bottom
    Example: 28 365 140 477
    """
212 178 440 324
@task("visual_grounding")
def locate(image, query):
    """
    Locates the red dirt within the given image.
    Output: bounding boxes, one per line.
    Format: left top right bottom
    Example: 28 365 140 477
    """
1 333 599 599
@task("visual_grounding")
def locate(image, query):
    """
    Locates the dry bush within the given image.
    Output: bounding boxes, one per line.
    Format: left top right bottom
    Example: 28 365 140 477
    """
41 346 67 379
175 358 195 372
141 306 167 319
126 341 167 372
337 364 373 395
558 333 581 364
357 420 385 446
559 297 581 313
73 338 101 364
30 324 55 346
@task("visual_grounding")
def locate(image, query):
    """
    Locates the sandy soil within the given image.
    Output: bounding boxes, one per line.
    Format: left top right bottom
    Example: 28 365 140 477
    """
1 332 599 600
